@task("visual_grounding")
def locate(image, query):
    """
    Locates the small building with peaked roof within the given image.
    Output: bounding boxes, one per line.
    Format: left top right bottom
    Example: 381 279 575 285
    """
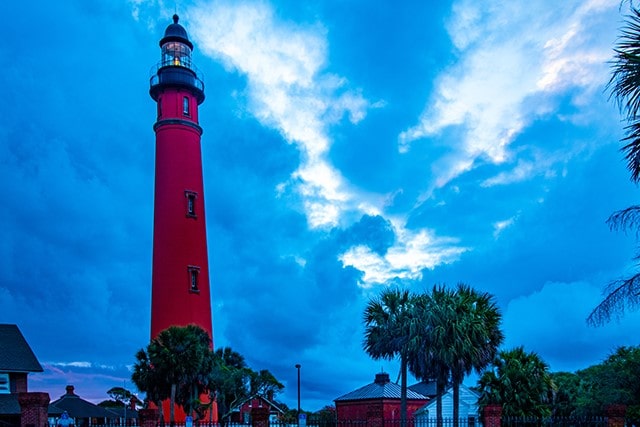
334 373 429 423
230 393 285 424
0 324 45 426
50 386 118 427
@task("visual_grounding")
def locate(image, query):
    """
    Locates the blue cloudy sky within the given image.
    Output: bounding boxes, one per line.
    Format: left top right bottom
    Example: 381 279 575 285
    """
2 0 640 412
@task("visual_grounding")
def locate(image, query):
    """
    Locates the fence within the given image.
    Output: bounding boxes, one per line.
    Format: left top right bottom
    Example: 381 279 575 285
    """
132 419 615 427
501 417 608 427
144 420 480 427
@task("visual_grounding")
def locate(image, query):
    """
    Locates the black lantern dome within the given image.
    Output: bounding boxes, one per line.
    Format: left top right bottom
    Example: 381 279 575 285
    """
160 14 193 50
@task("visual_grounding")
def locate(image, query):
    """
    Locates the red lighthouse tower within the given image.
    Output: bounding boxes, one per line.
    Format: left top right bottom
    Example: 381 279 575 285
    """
149 15 213 341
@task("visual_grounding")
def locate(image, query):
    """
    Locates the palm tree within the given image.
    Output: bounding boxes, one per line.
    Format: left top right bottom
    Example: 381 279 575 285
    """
477 347 555 417
408 285 503 427
447 285 503 427
363 288 416 427
608 6 640 182
131 347 169 411
132 325 213 425
591 5 640 325
408 287 453 427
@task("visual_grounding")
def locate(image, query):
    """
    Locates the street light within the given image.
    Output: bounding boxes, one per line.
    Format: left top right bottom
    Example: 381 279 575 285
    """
123 380 127 427
295 364 301 425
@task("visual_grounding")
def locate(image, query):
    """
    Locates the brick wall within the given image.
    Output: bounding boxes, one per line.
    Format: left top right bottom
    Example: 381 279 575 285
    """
482 404 502 427
18 392 50 427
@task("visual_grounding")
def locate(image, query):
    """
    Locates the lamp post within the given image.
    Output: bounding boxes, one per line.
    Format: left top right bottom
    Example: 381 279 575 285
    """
295 364 301 426
123 380 127 427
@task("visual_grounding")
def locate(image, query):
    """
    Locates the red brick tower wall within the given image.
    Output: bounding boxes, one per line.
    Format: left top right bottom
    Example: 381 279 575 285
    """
149 17 213 342
148 15 216 424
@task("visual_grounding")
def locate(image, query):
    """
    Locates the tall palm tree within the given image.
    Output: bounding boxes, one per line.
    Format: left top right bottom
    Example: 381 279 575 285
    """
592 5 640 325
408 285 503 427
132 348 169 410
363 288 416 427
133 325 212 425
447 285 503 427
408 288 453 427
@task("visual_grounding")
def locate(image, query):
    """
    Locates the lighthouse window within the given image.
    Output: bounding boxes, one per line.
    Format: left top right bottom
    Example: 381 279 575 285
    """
183 96 190 116
188 266 200 293
162 42 191 67
185 191 197 218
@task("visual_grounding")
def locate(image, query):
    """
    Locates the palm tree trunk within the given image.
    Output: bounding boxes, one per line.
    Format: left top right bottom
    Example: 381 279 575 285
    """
452 379 460 427
170 383 176 426
436 377 445 427
400 355 408 427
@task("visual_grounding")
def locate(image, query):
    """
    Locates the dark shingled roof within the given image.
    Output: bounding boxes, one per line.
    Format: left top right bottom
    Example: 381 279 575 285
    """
408 381 438 399
50 386 115 419
48 404 65 417
334 373 428 402
0 324 43 373
105 407 138 419
0 394 20 415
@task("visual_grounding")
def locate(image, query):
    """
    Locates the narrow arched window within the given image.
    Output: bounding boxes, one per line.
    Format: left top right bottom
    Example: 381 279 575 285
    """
187 265 200 293
185 190 197 218
183 96 190 116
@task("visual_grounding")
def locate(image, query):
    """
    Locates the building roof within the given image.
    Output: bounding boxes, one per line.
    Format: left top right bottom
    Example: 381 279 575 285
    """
104 407 139 419
231 394 285 414
50 386 115 419
48 404 65 417
334 373 428 402
408 381 438 399
0 324 43 373
0 394 20 415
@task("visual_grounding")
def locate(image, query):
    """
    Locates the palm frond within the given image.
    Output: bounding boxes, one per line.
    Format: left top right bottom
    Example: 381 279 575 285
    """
607 205 640 233
587 272 640 326
608 8 640 182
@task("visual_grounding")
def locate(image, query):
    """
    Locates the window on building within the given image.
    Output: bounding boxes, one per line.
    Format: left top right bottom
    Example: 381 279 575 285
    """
188 266 200 292
157 97 162 119
183 96 190 116
185 191 197 217
0 374 9 394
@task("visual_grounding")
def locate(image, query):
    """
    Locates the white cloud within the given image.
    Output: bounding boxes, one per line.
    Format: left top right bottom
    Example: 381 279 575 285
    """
399 0 617 192
49 361 93 368
187 0 468 281
492 217 516 239
339 217 468 287
189 0 369 229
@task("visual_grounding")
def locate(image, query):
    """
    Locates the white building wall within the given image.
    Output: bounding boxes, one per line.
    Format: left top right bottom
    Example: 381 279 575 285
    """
414 385 480 426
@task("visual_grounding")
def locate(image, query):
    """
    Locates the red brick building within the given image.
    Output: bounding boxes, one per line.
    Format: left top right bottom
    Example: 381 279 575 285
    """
334 373 429 423
0 324 44 426
230 394 284 424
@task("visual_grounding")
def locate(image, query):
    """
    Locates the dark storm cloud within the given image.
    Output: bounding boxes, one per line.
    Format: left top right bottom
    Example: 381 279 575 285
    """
1 0 636 414
0 0 154 380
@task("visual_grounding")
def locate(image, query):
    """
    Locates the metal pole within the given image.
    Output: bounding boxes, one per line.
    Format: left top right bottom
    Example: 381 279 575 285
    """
124 380 127 427
295 364 301 426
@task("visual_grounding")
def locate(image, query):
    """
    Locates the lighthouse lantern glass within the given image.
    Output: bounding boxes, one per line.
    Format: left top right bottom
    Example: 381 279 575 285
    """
162 41 192 68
